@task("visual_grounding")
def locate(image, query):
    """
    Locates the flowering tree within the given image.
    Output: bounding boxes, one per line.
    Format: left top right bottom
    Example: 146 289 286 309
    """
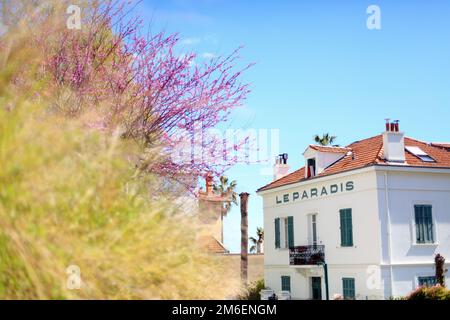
4 0 251 189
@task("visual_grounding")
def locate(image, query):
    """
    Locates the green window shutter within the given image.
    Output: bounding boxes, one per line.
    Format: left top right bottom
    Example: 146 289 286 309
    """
275 218 280 249
340 209 353 247
342 278 355 300
415 205 433 243
414 205 423 243
347 210 353 246
287 216 294 248
424 205 434 243
281 276 291 292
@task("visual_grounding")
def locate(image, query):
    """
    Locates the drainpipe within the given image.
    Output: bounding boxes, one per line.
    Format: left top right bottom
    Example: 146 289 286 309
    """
384 172 394 298
322 262 330 300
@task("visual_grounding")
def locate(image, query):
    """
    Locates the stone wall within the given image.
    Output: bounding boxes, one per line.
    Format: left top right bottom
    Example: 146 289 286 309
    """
218 253 264 284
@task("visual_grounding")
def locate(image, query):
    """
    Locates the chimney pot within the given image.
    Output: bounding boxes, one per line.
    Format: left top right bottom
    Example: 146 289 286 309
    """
394 120 399 132
205 174 213 194
385 118 390 131
390 123 396 132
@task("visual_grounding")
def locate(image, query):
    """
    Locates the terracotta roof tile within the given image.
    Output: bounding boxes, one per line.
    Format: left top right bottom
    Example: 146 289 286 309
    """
307 145 352 153
432 142 450 150
201 236 229 254
257 135 450 192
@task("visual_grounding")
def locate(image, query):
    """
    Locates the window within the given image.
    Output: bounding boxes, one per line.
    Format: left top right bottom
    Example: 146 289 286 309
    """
342 278 355 300
340 209 353 247
281 276 291 292
405 146 435 162
418 276 437 287
307 158 316 178
311 277 322 300
311 214 317 245
274 217 294 249
414 205 434 244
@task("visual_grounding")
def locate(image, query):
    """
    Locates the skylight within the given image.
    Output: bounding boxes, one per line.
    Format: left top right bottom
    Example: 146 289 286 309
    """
405 146 436 162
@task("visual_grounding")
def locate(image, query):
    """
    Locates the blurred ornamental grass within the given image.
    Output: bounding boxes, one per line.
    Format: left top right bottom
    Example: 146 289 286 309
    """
0 9 239 299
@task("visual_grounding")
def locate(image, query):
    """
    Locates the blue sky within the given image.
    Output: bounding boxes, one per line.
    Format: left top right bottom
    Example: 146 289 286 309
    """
137 0 450 252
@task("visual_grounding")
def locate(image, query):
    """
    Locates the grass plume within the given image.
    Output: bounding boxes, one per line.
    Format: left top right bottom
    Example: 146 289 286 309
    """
0 3 240 299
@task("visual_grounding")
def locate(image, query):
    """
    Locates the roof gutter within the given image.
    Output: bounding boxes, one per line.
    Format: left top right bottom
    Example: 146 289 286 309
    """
256 164 376 195
257 164 450 195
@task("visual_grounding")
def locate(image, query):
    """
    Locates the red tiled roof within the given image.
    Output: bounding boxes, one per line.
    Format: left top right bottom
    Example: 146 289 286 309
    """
432 142 450 150
202 236 229 254
257 135 450 192
307 145 352 153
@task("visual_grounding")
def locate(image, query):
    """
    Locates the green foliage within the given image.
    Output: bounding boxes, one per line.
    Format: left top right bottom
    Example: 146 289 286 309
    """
213 176 238 216
313 133 337 146
406 285 450 300
249 227 264 253
237 279 265 300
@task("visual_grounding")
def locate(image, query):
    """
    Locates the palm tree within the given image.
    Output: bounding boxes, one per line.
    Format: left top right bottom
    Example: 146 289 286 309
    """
313 133 337 146
213 176 238 243
249 227 264 253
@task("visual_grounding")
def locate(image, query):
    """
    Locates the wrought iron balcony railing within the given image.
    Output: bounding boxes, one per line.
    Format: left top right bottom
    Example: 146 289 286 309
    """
289 245 325 265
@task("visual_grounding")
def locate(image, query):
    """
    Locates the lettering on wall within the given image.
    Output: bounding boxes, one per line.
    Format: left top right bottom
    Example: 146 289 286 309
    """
275 181 354 204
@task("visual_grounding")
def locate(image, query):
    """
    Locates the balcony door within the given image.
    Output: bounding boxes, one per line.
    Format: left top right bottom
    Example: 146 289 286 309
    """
311 277 322 300
308 214 318 246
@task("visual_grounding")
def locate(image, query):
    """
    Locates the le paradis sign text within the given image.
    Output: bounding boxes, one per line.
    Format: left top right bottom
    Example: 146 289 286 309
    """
275 181 354 204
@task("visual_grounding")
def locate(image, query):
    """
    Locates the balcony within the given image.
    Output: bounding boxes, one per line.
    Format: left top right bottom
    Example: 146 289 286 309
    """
289 245 325 265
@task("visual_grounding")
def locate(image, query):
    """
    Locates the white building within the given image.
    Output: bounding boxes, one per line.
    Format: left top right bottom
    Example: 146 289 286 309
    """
256 121 450 300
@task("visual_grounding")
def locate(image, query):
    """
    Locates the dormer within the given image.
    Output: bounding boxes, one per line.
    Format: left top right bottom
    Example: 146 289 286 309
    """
303 145 350 178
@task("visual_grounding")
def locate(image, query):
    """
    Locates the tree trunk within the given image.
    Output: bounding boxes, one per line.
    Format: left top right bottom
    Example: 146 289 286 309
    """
239 192 249 287
435 253 446 287
220 209 224 244
256 241 261 254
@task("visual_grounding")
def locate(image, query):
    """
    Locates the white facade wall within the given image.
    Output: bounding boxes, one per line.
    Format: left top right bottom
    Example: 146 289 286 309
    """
260 166 450 300
375 167 450 297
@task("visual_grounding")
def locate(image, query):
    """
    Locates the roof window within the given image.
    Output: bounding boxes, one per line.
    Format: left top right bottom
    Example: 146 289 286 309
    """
405 146 435 162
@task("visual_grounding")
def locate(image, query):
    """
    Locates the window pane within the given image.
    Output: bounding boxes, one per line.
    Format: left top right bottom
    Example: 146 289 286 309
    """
343 278 355 300
281 276 291 292
418 276 436 287
414 205 433 243
312 215 317 245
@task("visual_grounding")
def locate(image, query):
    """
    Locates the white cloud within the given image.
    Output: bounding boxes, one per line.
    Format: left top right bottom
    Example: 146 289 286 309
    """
203 34 218 45
202 52 216 59
180 37 201 45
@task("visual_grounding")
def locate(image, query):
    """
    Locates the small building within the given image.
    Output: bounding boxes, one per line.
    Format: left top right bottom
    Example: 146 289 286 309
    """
198 174 229 254
257 121 450 299
198 175 264 283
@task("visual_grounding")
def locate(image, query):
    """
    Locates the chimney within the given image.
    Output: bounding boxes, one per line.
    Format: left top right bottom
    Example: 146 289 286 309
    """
205 174 214 194
382 119 405 162
273 153 290 181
